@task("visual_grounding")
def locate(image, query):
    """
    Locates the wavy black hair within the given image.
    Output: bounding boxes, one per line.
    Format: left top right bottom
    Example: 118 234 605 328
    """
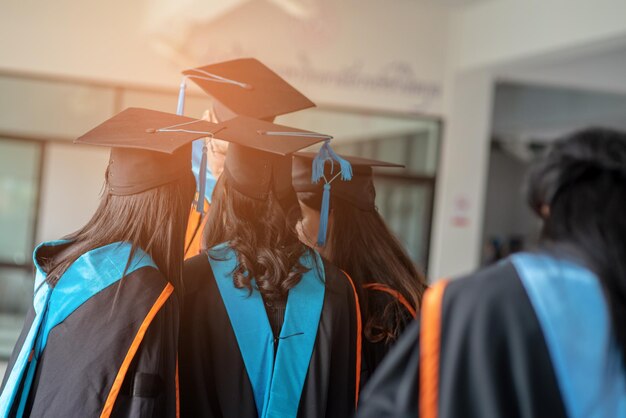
526 127 626 364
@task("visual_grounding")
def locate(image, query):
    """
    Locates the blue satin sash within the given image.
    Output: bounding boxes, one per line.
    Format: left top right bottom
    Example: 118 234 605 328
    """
0 241 156 418
208 243 325 418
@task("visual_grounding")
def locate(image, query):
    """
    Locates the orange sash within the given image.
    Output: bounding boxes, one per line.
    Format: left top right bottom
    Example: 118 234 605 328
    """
419 280 448 418
362 283 417 318
184 200 210 259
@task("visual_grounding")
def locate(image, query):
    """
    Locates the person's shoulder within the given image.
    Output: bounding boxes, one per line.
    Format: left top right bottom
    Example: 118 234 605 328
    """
319 256 354 293
443 259 534 331
448 258 521 298
183 252 214 295
128 263 169 288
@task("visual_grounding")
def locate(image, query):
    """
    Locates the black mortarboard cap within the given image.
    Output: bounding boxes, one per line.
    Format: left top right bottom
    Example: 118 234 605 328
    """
178 58 315 121
211 116 331 201
292 152 404 211
75 107 223 195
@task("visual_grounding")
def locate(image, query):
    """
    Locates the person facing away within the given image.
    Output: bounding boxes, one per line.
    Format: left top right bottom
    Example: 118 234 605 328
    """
180 57 316 260
357 127 626 418
178 117 362 418
0 108 217 418
292 153 427 387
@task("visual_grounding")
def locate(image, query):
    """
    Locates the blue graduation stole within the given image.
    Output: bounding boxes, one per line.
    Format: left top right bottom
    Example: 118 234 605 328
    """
0 240 156 418
511 252 626 418
208 243 325 418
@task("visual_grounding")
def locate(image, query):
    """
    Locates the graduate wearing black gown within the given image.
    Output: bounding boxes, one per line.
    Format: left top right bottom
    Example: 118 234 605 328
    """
177 58 316 260
292 153 427 387
179 118 361 418
0 108 219 417
357 128 626 418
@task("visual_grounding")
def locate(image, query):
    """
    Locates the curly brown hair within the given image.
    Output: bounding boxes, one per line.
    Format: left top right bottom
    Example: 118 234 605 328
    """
203 174 310 301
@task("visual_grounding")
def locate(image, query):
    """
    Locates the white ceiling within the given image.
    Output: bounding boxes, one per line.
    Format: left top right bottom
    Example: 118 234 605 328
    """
492 43 626 145
499 43 626 95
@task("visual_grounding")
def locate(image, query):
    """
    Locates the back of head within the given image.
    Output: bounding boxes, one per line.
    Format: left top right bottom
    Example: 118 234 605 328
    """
298 191 426 343
46 172 196 291
204 174 308 301
526 127 626 361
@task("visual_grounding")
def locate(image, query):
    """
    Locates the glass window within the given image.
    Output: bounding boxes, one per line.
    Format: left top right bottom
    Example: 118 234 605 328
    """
0 75 116 140
0 139 41 264
0 138 41 360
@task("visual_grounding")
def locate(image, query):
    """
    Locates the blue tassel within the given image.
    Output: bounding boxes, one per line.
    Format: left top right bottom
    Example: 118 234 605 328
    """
317 183 331 246
326 145 353 180
311 140 352 247
176 77 187 115
311 141 330 183
196 140 208 214
311 141 352 183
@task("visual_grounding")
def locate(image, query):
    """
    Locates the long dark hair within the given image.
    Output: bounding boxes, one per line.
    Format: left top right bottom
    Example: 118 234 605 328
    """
298 192 427 343
44 172 196 292
527 127 626 363
203 174 309 301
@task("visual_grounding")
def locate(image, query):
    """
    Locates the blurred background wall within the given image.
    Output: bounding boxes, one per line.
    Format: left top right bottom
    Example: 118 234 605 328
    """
2 0 626 367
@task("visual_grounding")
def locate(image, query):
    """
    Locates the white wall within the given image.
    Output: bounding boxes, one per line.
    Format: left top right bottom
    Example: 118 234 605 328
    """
37 143 109 242
170 0 448 114
450 0 626 72
427 0 626 279
428 70 494 279
0 0 449 115
0 0 180 89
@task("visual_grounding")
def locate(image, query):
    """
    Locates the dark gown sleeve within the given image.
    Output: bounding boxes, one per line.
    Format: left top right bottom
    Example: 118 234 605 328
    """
358 261 568 418
178 254 226 418
357 320 420 418
109 278 180 418
298 262 359 418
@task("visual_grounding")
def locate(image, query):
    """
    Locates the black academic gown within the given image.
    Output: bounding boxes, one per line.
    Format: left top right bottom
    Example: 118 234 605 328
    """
179 252 360 418
357 260 569 418
360 286 414 389
0 241 179 418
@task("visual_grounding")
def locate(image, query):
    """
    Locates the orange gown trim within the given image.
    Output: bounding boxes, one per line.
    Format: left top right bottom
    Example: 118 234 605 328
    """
362 283 417 319
419 280 449 418
184 200 210 260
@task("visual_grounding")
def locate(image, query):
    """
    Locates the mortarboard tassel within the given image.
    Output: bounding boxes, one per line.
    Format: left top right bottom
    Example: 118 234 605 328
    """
311 141 331 183
196 138 209 215
326 144 353 181
310 140 353 246
317 183 331 246
176 77 187 115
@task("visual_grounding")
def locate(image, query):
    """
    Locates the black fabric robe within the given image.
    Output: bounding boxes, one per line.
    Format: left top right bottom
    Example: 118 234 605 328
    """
360 288 414 389
0 245 179 418
356 260 568 418
179 253 360 418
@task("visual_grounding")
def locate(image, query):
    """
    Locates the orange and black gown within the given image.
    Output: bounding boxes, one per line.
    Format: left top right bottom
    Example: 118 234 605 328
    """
0 240 179 418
